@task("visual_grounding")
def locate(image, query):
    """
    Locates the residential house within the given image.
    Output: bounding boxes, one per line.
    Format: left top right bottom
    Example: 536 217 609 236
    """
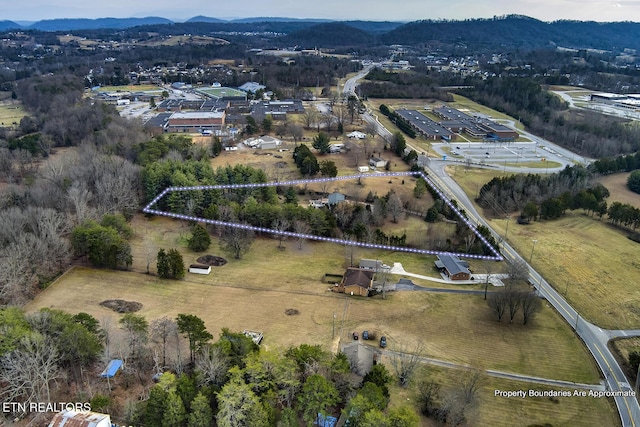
333 267 375 296
49 410 111 427
434 255 471 281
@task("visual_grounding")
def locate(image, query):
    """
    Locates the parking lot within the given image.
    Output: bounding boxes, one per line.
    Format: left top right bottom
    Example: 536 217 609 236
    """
432 141 567 169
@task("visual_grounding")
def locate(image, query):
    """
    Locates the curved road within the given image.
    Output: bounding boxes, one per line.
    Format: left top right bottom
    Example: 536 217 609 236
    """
343 71 640 426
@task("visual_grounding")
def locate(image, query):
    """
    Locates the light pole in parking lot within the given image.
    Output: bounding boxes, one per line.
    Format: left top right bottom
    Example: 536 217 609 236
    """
529 239 538 264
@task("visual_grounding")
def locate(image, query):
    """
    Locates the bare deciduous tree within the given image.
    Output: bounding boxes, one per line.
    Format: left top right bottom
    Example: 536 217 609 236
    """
506 285 521 323
195 345 231 388
0 336 60 406
150 317 178 369
488 289 507 321
293 220 311 250
440 369 482 426
508 258 530 281
387 191 404 223
389 343 424 388
521 290 542 325
272 218 291 249
67 182 95 224
220 224 255 259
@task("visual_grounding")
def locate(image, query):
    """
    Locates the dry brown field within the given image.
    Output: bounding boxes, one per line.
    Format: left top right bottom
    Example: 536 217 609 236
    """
598 172 640 209
390 366 618 427
453 168 640 329
28 211 601 386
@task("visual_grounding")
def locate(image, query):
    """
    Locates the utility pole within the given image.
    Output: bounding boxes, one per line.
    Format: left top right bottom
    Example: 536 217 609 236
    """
332 312 336 339
529 239 538 264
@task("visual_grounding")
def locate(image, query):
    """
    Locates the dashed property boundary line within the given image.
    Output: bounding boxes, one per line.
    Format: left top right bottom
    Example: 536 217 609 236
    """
143 171 503 261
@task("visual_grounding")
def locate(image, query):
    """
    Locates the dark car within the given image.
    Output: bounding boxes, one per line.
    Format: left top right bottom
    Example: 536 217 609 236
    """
352 331 359 340
362 330 369 340
379 336 387 348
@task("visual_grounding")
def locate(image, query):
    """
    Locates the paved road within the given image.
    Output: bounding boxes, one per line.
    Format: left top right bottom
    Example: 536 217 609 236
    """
380 348 604 391
427 161 640 427
343 72 640 426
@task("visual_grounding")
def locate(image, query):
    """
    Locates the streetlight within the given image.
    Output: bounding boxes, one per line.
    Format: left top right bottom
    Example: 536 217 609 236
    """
529 239 538 263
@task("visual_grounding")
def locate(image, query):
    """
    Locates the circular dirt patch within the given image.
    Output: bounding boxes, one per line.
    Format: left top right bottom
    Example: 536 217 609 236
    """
285 308 300 316
196 255 228 266
100 299 142 313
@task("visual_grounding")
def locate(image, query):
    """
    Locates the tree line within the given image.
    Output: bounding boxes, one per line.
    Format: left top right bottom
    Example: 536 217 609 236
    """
0 303 421 426
456 76 640 158
362 69 454 101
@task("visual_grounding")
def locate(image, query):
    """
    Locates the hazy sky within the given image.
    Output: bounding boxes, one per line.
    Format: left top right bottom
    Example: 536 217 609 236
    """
6 0 640 22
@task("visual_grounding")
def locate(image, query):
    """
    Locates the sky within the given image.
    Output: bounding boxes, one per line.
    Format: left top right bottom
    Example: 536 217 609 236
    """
5 0 640 23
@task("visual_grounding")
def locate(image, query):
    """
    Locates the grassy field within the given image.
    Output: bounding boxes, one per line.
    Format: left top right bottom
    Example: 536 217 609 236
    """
97 84 161 93
598 172 640 209
502 160 563 169
0 98 28 128
28 212 602 385
452 168 640 329
390 365 618 427
450 94 525 131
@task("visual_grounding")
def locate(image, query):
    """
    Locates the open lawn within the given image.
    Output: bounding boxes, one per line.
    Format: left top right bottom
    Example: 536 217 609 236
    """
599 172 640 209
0 99 28 128
452 168 640 329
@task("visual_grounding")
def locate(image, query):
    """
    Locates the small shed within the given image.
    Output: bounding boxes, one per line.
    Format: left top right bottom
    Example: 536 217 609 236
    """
100 359 123 378
189 264 212 275
357 166 369 173
369 157 386 168
49 410 111 427
328 192 346 206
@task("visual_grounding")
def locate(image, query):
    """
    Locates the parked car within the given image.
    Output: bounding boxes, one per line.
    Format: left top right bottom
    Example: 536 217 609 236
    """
362 330 369 340
379 336 387 348
352 331 359 340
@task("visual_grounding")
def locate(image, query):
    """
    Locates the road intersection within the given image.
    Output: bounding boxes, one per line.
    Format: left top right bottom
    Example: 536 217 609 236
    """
343 68 640 426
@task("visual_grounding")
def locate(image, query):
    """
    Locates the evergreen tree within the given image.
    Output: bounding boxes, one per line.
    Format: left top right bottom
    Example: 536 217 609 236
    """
177 314 213 364
162 391 186 427
157 249 170 278
298 374 339 426
320 160 338 177
262 115 274 133
168 249 185 279
188 393 213 427
188 224 211 252
246 116 259 135
628 170 640 194
144 386 168 427
312 132 331 154
217 374 268 427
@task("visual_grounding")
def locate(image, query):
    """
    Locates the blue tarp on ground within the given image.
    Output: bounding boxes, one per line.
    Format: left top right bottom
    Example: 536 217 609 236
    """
101 359 123 378
315 413 337 427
